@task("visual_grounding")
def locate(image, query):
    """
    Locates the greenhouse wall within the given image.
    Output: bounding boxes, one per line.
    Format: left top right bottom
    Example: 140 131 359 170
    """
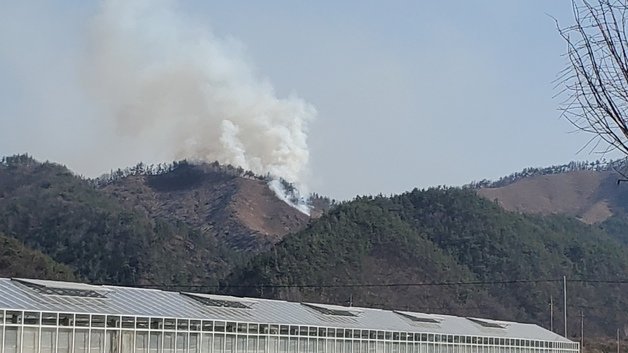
0 311 579 353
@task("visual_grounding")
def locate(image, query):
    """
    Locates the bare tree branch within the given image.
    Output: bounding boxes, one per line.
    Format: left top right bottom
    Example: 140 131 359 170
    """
557 0 628 158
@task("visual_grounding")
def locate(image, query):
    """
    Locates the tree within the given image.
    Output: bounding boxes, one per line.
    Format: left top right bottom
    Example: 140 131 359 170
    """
557 0 628 157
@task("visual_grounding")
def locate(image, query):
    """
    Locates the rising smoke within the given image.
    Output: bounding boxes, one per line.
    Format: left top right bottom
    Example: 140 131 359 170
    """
85 0 315 213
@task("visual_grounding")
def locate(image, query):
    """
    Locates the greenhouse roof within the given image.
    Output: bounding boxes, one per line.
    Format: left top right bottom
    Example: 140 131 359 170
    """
0 278 570 343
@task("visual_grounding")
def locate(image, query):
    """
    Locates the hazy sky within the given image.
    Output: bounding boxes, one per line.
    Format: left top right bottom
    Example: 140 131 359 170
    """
0 1 612 199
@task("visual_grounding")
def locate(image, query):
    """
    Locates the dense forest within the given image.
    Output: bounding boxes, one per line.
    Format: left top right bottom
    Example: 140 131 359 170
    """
0 155 239 285
2 154 628 340
227 188 628 338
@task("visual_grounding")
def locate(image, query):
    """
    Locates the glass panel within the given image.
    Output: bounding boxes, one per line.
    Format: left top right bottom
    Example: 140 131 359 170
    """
225 335 235 353
317 339 324 353
201 334 212 353
6 312 21 325
122 318 135 330
75 329 89 353
190 322 201 332
60 314 74 327
237 336 246 353
137 332 149 353
202 322 213 332
259 337 267 353
59 329 72 353
302 339 308 353
24 312 40 326
289 338 297 353
23 327 38 353
190 334 199 353
76 315 90 328
137 318 150 330
4 327 20 353
326 340 334 353
92 316 106 328
107 317 120 329
164 333 175 353
152 319 164 331
279 338 288 353
269 337 279 353
151 333 163 353
214 335 225 353
247 337 257 353
41 313 57 326
178 321 189 331
176 333 187 353
121 332 134 353
91 331 105 353
165 320 176 331
106 330 120 353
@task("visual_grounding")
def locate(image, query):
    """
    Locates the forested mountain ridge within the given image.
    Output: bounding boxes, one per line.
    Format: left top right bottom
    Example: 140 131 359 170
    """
0 155 308 285
227 188 628 338
469 158 628 224
476 168 628 223
97 161 313 251
0 233 76 281
469 159 626 189
3 154 628 339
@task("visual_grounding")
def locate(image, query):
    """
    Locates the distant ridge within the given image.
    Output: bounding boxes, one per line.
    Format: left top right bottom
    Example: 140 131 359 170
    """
98 161 314 251
474 160 628 223
5 154 628 339
468 159 626 189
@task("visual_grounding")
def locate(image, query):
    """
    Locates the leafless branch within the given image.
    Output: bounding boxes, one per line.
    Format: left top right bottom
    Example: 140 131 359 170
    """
557 0 628 160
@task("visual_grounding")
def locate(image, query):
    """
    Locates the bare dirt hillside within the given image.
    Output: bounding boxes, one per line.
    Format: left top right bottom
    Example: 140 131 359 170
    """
100 163 311 251
477 170 624 223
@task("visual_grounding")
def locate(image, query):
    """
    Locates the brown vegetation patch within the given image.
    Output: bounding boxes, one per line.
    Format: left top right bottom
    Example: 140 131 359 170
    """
477 171 617 223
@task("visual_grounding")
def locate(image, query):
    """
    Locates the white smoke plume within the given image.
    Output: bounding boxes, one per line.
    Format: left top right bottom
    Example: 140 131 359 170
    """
85 0 315 212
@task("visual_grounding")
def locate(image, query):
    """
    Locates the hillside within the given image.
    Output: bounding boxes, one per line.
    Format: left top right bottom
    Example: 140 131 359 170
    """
0 155 243 285
226 188 628 338
4 154 628 339
477 170 628 223
98 161 312 251
0 233 76 281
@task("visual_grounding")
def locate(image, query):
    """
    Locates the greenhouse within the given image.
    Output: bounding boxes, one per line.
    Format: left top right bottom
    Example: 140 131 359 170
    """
0 278 578 353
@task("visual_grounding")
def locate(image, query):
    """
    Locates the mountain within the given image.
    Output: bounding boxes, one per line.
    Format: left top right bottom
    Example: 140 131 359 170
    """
226 188 628 337
477 170 616 223
96 161 312 251
475 161 628 224
3 154 628 339
0 154 310 286
0 233 76 281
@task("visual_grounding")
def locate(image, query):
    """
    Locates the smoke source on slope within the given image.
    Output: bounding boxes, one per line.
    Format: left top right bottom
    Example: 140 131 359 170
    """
85 0 315 212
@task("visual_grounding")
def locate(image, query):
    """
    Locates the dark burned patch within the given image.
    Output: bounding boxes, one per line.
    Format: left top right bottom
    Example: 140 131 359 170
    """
147 164 233 192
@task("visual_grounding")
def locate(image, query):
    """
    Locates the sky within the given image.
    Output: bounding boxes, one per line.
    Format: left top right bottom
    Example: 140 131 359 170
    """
0 1 613 200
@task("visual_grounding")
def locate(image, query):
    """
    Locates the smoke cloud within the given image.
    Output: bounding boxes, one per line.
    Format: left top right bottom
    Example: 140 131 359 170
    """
84 0 315 201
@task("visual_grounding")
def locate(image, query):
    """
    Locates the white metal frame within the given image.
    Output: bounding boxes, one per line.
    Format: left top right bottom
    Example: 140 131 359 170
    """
0 309 579 353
